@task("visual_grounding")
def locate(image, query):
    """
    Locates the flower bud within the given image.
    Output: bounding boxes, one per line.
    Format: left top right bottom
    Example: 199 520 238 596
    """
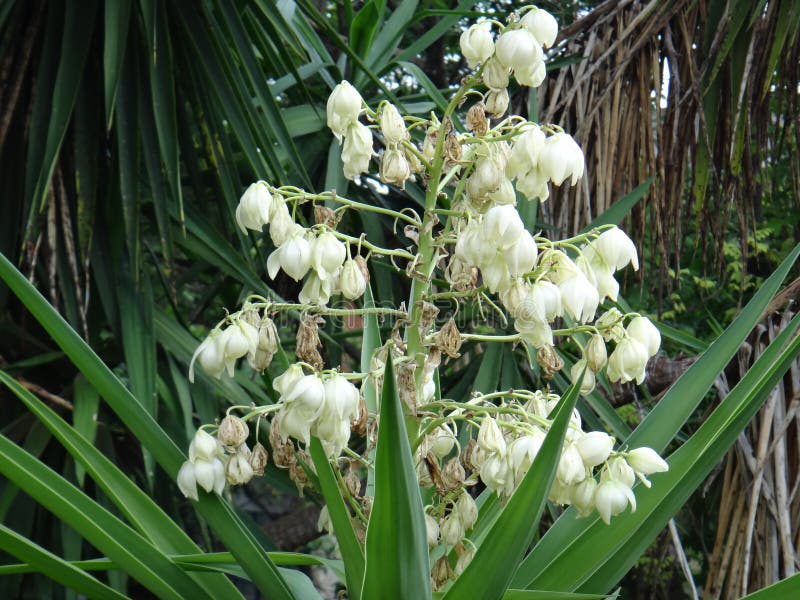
327 81 363 141
627 447 669 475
218 415 249 449
627 316 661 357
432 555 454 590
380 147 411 188
539 132 585 186
226 452 255 485
467 156 503 201
574 431 615 468
340 258 367 300
482 57 509 89
235 182 273 233
466 102 489 136
521 7 558 48
429 425 456 458
459 22 494 68
249 443 269 476
177 461 199 501
267 226 312 281
189 429 219 462
495 28 542 72
607 337 649 384
603 456 636 487
596 308 626 342
266 200 294 246
484 87 509 117
585 334 608 372
379 103 408 144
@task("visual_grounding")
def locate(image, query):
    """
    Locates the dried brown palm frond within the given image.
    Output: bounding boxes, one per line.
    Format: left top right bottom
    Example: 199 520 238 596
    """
702 307 800 598
534 0 800 305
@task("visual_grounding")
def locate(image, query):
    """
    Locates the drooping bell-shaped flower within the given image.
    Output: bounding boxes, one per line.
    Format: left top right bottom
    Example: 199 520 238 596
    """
538 132 585 186
460 21 495 68
273 363 304 396
556 443 586 485
189 331 225 382
521 7 558 48
379 102 408 144
235 182 274 233
606 336 649 384
558 271 600 323
591 226 639 271
484 87 509 117
495 28 542 73
482 204 525 250
570 359 596 394
514 59 546 88
339 258 367 300
594 479 636 524
327 81 363 142
626 316 661 357
574 431 615 468
267 226 312 281
341 121 374 180
177 460 199 501
507 124 546 180
626 447 668 487
311 231 346 280
505 229 538 277
482 57 509 89
379 147 411 188
299 270 335 306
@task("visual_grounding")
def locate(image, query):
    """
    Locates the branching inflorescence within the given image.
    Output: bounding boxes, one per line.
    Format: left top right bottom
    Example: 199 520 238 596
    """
177 5 668 590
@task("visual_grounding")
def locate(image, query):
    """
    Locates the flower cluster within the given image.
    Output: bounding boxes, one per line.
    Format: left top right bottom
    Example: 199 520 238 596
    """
177 5 672 593
233 180 369 306
327 81 374 180
177 420 268 501
416 394 668 528
189 307 278 379
460 7 558 116
272 364 361 457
